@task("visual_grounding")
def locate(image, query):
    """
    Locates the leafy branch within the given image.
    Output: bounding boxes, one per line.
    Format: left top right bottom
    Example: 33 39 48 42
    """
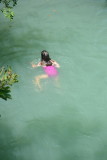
0 66 18 100
0 0 18 20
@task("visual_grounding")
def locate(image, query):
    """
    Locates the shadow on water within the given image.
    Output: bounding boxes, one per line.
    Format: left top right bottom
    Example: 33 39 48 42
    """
0 24 45 66
104 0 107 7
21 116 104 160
0 116 86 160
0 119 36 160
21 117 82 160
0 120 16 160
0 115 107 160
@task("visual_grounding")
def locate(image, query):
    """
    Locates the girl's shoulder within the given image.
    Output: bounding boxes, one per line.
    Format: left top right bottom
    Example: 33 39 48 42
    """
51 60 60 68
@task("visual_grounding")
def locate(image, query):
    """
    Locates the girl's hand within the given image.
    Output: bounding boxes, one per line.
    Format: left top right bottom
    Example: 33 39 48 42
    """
32 62 41 68
32 64 36 68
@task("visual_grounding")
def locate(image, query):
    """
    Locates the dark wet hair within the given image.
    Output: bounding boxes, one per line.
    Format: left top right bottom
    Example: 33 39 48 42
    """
41 50 51 62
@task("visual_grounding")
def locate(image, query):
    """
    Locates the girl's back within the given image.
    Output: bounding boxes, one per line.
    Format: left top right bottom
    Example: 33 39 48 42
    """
43 65 58 77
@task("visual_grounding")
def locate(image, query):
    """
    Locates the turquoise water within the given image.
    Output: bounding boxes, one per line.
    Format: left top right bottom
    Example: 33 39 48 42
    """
0 0 107 159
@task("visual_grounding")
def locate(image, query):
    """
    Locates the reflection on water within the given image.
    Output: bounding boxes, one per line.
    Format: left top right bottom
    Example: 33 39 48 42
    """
0 0 107 159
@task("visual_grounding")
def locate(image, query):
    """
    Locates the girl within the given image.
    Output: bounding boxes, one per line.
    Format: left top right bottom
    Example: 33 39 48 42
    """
32 50 60 89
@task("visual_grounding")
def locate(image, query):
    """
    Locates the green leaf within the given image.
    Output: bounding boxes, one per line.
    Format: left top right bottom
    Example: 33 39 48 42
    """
0 66 18 100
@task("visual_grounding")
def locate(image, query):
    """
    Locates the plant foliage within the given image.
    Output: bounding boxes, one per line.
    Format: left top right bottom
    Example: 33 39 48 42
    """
0 0 18 20
0 66 18 100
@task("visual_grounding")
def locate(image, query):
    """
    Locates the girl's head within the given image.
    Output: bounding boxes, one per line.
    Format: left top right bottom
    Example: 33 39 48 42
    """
41 50 51 62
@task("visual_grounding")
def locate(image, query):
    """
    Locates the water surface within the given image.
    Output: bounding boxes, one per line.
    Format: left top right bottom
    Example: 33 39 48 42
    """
0 0 107 160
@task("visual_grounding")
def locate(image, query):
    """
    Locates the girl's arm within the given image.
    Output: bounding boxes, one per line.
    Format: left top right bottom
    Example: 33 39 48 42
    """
51 60 60 68
32 62 41 68
54 61 60 68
